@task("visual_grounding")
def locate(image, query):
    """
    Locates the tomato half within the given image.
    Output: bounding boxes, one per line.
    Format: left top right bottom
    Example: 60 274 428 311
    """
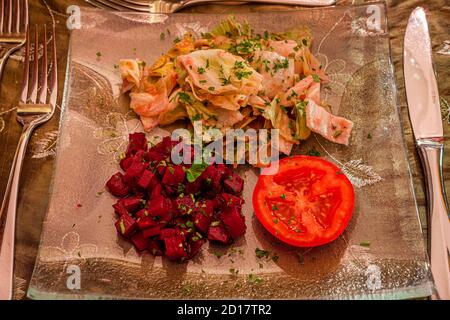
252 156 355 247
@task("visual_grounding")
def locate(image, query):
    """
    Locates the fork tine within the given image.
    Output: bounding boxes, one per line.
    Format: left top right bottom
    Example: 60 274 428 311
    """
7 0 12 33
21 0 27 33
28 25 38 103
19 25 29 103
0 0 4 34
49 24 57 107
15 0 19 33
38 25 47 104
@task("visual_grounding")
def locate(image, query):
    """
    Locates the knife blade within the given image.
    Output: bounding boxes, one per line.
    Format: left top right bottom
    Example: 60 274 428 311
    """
404 7 450 300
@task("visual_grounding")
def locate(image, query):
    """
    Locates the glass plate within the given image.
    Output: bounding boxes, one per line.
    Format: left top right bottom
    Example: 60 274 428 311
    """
27 2 433 299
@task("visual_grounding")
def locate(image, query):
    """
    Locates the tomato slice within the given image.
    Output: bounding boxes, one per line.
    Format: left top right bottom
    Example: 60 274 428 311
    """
252 156 355 247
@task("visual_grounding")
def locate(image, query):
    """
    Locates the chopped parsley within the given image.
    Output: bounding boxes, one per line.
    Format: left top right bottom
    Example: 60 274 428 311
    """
255 247 270 259
178 92 192 104
367 132 372 139
280 193 286 199
360 241 371 248
208 86 215 92
192 113 202 121
197 67 205 74
312 74 321 83
332 130 343 138
307 147 321 157
159 32 165 40
271 204 278 211
273 58 289 72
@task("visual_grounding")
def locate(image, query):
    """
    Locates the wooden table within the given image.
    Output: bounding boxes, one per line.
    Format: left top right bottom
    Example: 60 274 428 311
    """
0 0 448 299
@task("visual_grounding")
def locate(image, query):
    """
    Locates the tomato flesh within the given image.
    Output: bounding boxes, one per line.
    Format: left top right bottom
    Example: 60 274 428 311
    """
252 156 355 247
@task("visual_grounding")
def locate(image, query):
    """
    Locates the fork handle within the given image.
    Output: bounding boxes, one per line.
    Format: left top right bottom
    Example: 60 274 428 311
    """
417 139 450 300
0 123 34 300
178 0 336 10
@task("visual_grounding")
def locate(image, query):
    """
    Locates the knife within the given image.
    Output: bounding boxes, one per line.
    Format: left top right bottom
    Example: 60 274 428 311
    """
404 7 450 300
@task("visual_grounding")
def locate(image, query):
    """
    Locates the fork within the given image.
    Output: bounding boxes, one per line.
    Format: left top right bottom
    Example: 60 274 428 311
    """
0 24 57 300
85 0 336 13
0 0 28 81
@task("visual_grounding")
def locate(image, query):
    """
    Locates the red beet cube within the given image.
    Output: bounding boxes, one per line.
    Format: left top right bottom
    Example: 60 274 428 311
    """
126 132 148 156
156 163 167 177
148 239 163 256
112 200 128 216
207 224 232 244
161 228 188 261
189 238 206 258
119 157 134 171
106 172 130 197
142 225 162 238
193 212 211 234
148 195 174 222
123 161 147 186
130 232 150 251
162 165 185 186
223 172 244 194
135 208 149 219
174 194 195 216
219 206 246 239
115 214 137 238
149 183 162 199
121 197 142 213
185 177 203 194
219 193 243 210
195 199 215 217
160 228 178 239
137 169 156 190
137 216 158 230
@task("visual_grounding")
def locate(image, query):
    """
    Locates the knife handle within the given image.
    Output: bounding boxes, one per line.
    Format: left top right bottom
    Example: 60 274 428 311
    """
417 138 450 299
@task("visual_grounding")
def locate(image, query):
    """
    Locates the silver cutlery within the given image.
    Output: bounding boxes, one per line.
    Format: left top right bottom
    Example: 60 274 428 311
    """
0 0 28 80
85 0 336 13
404 7 450 300
0 24 58 300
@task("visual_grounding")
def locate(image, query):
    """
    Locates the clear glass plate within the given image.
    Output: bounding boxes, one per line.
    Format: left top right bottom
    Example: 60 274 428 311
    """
27 2 433 299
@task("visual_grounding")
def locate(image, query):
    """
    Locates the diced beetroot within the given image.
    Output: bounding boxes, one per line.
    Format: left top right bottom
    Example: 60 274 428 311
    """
207 224 232 244
126 132 148 156
137 169 156 190
123 161 147 186
224 172 244 194
120 197 142 213
106 172 130 197
160 228 178 239
149 183 162 199
189 238 206 258
219 206 246 239
142 225 162 238
156 163 167 177
112 200 128 216
152 136 178 157
137 216 158 230
148 239 163 256
115 214 137 238
219 193 243 210
148 195 174 222
162 165 185 186
161 228 188 261
174 194 195 215
184 177 203 194
130 232 150 251
195 199 215 217
193 212 211 234
203 164 229 193
135 208 149 219
119 157 134 171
